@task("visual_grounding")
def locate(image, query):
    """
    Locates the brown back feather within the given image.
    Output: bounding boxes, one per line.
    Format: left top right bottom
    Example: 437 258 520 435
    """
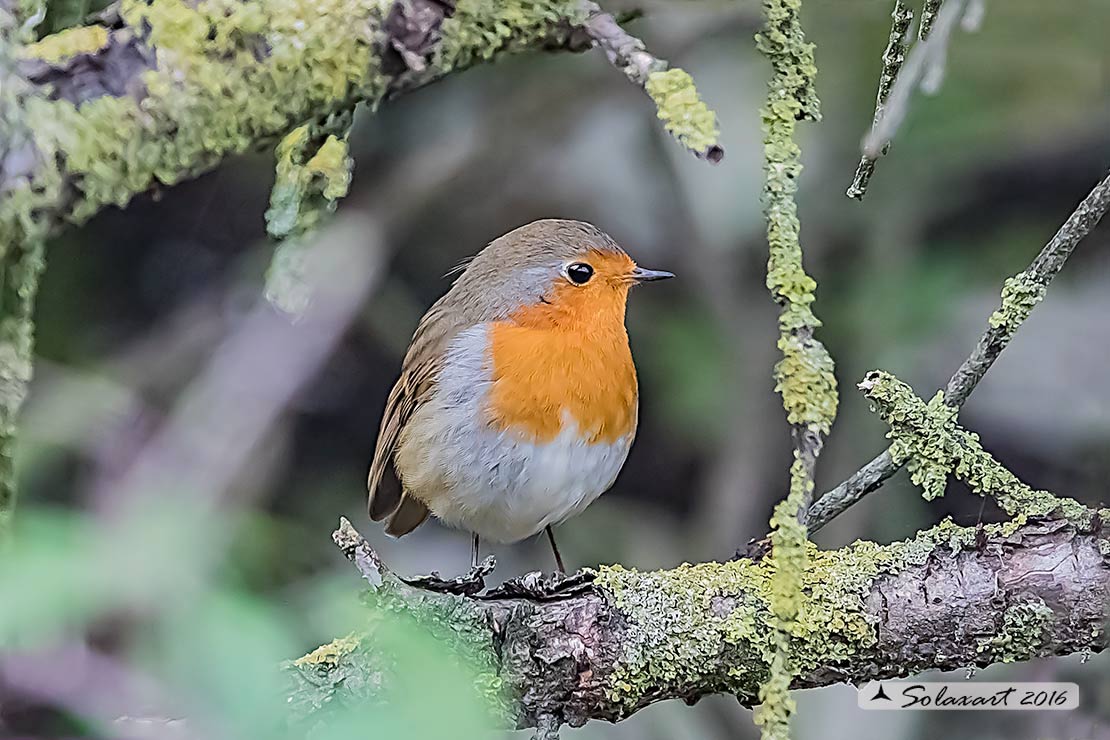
367 295 467 530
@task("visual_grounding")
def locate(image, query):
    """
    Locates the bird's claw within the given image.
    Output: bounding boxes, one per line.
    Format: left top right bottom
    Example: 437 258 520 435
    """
401 555 497 596
478 569 594 601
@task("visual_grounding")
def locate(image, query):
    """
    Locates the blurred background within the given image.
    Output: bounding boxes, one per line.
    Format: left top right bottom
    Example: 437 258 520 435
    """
4 0 1110 738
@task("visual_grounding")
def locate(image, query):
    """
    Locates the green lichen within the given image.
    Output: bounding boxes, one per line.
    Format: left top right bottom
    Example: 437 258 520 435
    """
436 0 586 72
754 458 810 740
860 371 1090 523
3 0 594 247
21 24 108 61
988 271 1046 333
753 1 830 735
755 0 820 124
775 333 837 432
294 633 361 667
593 533 893 718
645 69 721 158
4 0 386 241
591 511 1084 722
264 119 354 315
0 3 48 534
976 599 1053 663
756 0 837 438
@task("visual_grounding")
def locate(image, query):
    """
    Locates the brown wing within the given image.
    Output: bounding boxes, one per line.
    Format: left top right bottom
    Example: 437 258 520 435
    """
367 296 465 536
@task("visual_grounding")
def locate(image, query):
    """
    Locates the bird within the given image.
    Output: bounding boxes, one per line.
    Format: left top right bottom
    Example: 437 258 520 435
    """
366 219 673 573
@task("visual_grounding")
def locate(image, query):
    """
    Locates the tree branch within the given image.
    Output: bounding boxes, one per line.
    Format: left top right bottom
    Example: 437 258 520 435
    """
753 0 835 733
753 1 836 733
285 516 1110 733
0 0 46 535
845 0 912 200
808 170 1110 532
848 0 967 198
580 1 723 162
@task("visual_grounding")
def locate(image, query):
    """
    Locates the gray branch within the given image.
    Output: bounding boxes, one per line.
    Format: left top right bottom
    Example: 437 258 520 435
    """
846 0 913 200
848 0 967 198
808 170 1110 532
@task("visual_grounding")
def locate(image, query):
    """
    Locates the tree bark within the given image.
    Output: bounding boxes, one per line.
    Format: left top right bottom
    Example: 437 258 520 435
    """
285 515 1110 732
0 0 595 246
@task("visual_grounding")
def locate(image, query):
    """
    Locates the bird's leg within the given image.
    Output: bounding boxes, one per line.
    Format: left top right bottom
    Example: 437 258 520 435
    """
545 525 566 575
471 533 480 569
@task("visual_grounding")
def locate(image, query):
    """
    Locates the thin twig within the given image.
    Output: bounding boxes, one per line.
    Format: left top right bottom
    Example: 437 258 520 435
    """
862 0 965 159
918 0 943 40
580 1 724 162
808 171 1110 532
846 0 913 200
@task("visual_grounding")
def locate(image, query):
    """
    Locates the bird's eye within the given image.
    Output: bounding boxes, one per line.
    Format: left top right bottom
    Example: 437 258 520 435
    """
566 262 594 285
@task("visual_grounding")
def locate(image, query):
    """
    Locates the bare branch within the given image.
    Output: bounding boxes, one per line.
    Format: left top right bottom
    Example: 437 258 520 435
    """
846 0 913 200
861 0 966 159
918 0 944 40
808 170 1110 532
847 0 969 199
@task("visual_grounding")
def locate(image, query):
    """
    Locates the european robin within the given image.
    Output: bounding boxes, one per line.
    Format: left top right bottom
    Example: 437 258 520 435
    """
366 219 673 572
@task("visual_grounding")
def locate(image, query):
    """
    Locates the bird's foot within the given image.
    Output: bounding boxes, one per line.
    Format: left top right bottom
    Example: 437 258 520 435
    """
479 569 594 601
401 555 497 596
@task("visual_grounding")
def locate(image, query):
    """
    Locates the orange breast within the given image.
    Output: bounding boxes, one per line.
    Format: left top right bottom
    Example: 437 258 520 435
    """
486 271 638 445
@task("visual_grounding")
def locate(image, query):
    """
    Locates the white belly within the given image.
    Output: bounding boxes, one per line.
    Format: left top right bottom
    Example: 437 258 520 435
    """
394 325 634 543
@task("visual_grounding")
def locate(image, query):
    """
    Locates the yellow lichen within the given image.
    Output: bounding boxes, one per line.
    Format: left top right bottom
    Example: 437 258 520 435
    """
988 271 1046 333
593 532 893 716
645 68 721 158
294 633 361 667
264 121 354 315
2 0 590 247
754 458 810 740
860 370 1090 523
757 0 837 440
21 24 108 62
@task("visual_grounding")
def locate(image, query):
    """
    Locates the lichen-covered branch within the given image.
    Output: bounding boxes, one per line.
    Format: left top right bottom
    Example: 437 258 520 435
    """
1 0 593 245
857 370 1092 523
285 517 1109 733
754 1 835 734
845 0 912 200
808 170 1110 532
756 0 837 505
0 0 47 534
1 0 725 245
264 113 355 316
580 2 722 162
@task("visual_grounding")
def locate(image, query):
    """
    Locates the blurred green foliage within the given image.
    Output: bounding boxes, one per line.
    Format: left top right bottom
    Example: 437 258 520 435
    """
0 505 496 739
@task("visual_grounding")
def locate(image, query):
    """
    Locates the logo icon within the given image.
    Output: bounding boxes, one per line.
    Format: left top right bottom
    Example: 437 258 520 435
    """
870 684 892 701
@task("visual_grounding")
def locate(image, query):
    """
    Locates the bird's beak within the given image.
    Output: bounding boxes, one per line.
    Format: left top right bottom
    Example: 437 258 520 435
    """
630 266 675 283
